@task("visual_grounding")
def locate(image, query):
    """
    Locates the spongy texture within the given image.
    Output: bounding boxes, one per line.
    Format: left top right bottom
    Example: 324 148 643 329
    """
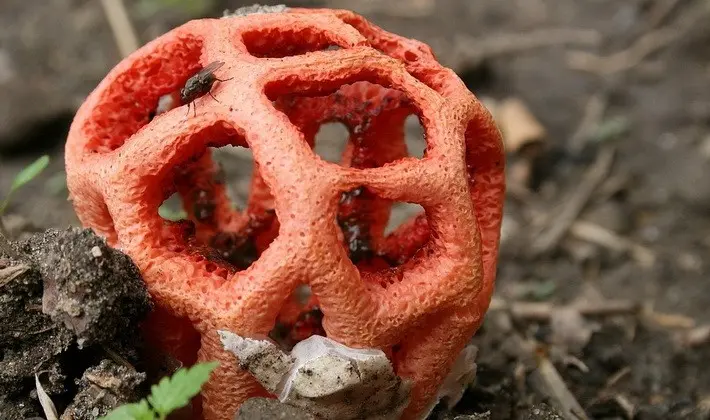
64 8 505 420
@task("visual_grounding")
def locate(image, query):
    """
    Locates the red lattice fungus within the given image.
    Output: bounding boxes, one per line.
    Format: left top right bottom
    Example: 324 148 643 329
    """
64 8 505 420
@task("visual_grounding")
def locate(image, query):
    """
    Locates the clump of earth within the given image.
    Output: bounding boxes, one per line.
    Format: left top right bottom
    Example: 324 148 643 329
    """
0 227 154 418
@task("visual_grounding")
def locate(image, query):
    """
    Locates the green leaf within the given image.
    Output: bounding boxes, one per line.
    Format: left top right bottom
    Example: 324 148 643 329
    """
100 400 155 420
147 361 219 417
11 155 50 192
0 155 50 215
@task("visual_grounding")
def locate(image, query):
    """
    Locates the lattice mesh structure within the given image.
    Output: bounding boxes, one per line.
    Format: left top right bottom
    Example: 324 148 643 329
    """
65 8 505 420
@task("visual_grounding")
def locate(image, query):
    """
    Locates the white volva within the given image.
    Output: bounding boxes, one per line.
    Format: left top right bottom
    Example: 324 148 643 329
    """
219 331 478 420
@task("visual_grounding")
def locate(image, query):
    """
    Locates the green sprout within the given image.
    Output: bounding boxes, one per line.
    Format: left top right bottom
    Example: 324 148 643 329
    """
101 361 219 420
0 155 50 216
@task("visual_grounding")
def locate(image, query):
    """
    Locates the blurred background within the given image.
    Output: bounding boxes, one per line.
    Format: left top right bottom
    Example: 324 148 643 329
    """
0 0 709 417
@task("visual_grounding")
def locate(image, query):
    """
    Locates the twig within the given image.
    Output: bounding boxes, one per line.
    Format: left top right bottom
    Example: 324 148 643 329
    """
567 0 709 75
27 325 57 336
563 354 590 373
528 146 615 257
100 0 140 58
569 221 656 267
102 345 137 371
530 349 589 420
0 263 30 289
489 298 639 322
455 28 601 65
604 366 631 389
642 307 695 329
566 27 682 74
595 173 632 203
491 298 699 336
646 0 686 30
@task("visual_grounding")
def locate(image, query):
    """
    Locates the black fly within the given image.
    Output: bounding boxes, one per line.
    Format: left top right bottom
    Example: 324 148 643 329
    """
180 61 232 117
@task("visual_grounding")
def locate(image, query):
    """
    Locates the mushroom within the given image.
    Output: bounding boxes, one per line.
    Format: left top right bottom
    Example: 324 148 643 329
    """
64 8 504 420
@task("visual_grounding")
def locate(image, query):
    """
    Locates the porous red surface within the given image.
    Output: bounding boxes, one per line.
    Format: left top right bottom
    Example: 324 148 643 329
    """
65 8 505 420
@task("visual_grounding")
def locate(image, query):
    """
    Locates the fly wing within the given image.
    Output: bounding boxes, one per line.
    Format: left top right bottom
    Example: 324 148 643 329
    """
197 61 225 78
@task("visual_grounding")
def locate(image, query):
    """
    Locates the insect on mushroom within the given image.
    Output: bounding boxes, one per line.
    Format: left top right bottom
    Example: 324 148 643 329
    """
180 61 233 117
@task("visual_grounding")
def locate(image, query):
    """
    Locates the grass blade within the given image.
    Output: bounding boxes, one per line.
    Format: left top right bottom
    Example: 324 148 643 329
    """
11 155 50 192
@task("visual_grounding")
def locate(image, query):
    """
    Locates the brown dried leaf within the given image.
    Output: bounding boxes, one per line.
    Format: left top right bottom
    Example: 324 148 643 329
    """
35 373 59 420
497 97 547 154
0 263 30 289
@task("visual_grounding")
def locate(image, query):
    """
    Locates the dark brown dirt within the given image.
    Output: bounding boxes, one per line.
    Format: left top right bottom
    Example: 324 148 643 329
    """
235 397 561 420
0 254 74 418
1 0 709 419
22 227 152 348
62 359 147 420
235 397 318 420
0 228 152 418
455 310 710 419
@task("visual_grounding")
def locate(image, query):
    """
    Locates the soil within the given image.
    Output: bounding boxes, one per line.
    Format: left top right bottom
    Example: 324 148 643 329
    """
0 228 152 418
1 0 709 419
235 397 318 420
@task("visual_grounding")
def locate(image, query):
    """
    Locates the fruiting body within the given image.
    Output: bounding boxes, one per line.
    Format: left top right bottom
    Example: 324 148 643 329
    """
65 8 504 420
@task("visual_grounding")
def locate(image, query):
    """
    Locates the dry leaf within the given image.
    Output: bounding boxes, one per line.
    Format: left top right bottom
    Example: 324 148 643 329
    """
530 355 589 420
0 264 30 289
497 97 547 154
35 373 59 420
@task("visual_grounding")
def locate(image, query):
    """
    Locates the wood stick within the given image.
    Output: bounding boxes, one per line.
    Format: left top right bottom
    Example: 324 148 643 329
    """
455 28 601 64
646 0 686 30
529 146 615 257
567 0 709 75
530 351 589 420
100 0 140 58
489 298 639 321
569 221 656 267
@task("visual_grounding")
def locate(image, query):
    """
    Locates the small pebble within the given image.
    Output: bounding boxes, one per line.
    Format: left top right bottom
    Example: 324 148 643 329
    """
90 246 102 258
